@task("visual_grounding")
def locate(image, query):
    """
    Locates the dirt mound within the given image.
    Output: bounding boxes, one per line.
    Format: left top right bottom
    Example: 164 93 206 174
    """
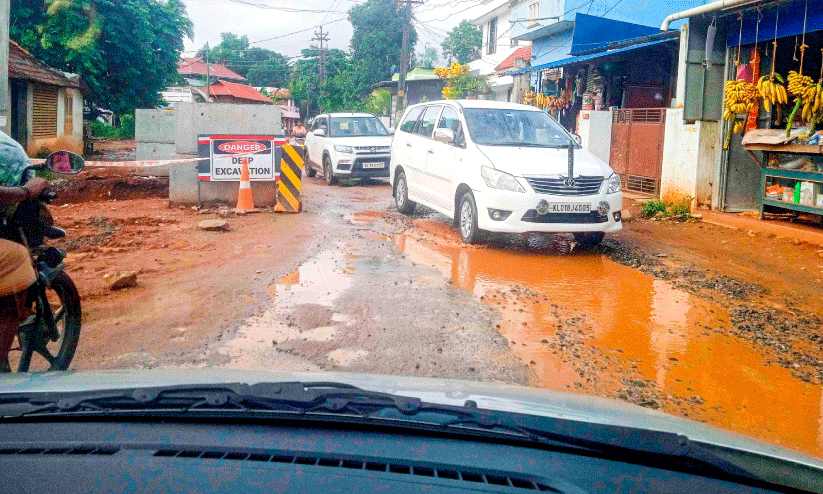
51 174 168 204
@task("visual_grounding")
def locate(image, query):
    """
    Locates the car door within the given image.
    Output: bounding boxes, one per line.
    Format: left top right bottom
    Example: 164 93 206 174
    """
409 105 443 205
427 105 464 211
306 116 328 168
393 106 423 184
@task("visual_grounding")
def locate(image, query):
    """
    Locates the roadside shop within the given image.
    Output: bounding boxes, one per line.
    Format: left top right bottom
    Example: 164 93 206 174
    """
714 0 823 220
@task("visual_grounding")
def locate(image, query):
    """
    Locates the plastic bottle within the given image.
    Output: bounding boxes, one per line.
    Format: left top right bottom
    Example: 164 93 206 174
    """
794 182 801 204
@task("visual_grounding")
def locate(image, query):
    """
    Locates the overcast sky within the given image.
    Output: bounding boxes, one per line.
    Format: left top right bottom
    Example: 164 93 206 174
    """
180 0 487 61
180 0 694 61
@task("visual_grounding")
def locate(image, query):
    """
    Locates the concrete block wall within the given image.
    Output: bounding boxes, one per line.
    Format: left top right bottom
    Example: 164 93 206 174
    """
659 107 719 207
169 161 278 206
577 110 612 165
136 108 176 163
174 103 283 155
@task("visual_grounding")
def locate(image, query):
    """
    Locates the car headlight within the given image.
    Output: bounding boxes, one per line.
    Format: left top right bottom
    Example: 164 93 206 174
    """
334 145 354 154
481 165 525 193
606 173 621 194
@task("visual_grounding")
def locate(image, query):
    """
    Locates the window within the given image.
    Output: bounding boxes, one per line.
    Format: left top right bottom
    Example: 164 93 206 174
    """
528 2 540 26
312 117 328 132
437 107 464 147
487 17 497 55
328 116 388 137
64 89 73 136
463 108 574 148
415 105 442 138
399 106 424 133
32 85 58 139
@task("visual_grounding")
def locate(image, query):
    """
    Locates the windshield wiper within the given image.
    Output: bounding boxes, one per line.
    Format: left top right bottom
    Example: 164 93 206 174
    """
0 382 760 483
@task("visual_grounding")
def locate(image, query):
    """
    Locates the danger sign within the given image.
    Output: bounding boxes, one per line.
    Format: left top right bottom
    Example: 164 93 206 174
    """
197 134 287 182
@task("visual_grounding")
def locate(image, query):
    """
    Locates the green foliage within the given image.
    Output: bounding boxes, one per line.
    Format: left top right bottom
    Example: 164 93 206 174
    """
33 146 52 159
441 20 481 64
199 32 290 88
420 46 438 69
347 0 416 98
117 114 135 140
289 47 363 117
90 121 117 138
11 0 193 116
365 89 391 116
641 198 692 219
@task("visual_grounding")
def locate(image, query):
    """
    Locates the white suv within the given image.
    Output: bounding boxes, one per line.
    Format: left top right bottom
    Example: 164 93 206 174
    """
390 100 623 246
304 113 393 185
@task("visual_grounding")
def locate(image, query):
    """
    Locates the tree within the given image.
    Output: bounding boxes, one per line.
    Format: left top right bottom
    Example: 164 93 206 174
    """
365 88 391 116
420 45 438 69
199 32 290 87
441 20 481 64
11 0 193 116
289 47 354 118
347 0 416 99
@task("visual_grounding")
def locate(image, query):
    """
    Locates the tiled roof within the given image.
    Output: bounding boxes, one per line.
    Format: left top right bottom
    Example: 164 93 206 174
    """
207 80 273 103
8 40 82 88
495 46 532 72
178 57 246 82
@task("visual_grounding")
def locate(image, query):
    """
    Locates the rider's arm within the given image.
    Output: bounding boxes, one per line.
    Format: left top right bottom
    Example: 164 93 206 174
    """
0 178 48 205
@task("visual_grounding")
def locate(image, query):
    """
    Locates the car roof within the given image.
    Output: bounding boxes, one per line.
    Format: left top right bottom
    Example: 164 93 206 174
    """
321 113 376 118
407 99 542 112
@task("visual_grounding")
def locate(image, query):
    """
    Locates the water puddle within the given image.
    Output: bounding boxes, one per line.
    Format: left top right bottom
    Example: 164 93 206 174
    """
219 248 356 370
395 227 823 458
346 211 385 225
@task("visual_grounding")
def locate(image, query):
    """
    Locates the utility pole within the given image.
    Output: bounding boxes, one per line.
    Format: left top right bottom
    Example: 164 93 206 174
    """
312 26 329 112
204 41 211 102
396 0 423 114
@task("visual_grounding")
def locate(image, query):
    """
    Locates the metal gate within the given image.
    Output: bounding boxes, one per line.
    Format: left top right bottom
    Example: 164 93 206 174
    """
609 108 667 196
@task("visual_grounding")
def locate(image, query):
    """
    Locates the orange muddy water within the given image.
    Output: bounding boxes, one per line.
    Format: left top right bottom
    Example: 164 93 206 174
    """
396 221 823 458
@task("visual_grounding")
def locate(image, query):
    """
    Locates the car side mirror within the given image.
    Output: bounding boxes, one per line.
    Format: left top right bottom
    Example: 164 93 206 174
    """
571 134 582 144
388 127 396 135
313 128 326 137
433 128 455 144
45 150 84 174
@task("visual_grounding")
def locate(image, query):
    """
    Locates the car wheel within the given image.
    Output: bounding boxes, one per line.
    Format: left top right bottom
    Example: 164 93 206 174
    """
573 232 605 248
305 158 317 178
323 156 338 186
394 170 416 215
458 191 484 245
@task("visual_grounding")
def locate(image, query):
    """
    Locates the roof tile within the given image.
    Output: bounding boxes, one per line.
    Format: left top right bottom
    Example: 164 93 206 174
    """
8 40 82 88
494 46 531 72
207 80 273 103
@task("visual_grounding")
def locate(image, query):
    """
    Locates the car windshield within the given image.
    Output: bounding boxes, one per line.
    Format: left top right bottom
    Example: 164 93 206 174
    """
2 2 823 488
463 108 574 147
329 117 388 137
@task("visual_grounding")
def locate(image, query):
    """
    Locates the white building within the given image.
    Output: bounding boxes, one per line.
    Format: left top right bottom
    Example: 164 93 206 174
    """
469 0 530 102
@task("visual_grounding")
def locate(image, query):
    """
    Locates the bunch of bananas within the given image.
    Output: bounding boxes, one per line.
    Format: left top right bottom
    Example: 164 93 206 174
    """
723 79 758 120
756 74 787 112
786 71 820 123
524 90 536 106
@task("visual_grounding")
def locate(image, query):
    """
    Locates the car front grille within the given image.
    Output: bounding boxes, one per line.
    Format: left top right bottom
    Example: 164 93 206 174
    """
524 176 603 196
355 146 390 155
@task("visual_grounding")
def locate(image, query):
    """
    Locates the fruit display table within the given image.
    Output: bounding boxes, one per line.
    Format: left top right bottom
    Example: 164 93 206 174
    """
743 143 823 221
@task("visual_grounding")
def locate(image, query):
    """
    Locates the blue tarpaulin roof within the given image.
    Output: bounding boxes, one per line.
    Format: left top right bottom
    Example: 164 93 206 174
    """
506 37 676 75
570 13 661 55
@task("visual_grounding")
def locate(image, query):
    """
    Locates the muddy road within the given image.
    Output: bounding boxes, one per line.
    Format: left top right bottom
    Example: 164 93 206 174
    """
34 175 823 459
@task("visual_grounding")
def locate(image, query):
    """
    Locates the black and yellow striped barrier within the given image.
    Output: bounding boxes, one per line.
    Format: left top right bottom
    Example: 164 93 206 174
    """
275 144 304 213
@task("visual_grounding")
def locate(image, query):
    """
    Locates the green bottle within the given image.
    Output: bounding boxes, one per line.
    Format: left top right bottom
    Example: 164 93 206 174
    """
794 182 801 204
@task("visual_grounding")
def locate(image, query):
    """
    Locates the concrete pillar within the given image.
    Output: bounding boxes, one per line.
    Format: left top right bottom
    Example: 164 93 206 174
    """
0 0 10 134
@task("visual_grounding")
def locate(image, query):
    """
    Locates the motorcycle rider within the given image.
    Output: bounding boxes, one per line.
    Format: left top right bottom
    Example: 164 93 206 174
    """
0 131 49 372
291 121 307 140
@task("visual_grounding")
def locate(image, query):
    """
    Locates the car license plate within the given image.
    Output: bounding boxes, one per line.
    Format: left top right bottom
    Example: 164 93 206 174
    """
549 203 591 213
362 162 384 169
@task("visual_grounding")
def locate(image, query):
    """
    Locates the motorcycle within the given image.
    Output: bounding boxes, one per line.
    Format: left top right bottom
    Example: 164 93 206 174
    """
1 151 85 372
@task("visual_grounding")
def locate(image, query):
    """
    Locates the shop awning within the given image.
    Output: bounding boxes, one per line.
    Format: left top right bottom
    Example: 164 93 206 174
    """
506 37 676 76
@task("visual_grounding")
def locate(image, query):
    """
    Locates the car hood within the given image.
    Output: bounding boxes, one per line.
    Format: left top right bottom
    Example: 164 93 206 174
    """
477 145 613 178
326 135 393 146
1 370 822 480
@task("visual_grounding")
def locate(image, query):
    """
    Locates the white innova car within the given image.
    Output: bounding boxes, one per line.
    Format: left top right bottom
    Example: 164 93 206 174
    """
304 113 393 185
390 100 623 246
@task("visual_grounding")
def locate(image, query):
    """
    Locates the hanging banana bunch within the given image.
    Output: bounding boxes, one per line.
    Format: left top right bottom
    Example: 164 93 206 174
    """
757 74 787 113
788 71 817 120
723 79 758 123
524 90 536 106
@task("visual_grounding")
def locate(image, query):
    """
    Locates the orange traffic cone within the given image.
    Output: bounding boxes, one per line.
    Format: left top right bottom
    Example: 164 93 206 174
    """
236 157 255 212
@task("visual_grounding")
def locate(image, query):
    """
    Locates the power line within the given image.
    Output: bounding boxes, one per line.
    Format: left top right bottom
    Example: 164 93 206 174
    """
227 0 350 13
249 17 348 44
